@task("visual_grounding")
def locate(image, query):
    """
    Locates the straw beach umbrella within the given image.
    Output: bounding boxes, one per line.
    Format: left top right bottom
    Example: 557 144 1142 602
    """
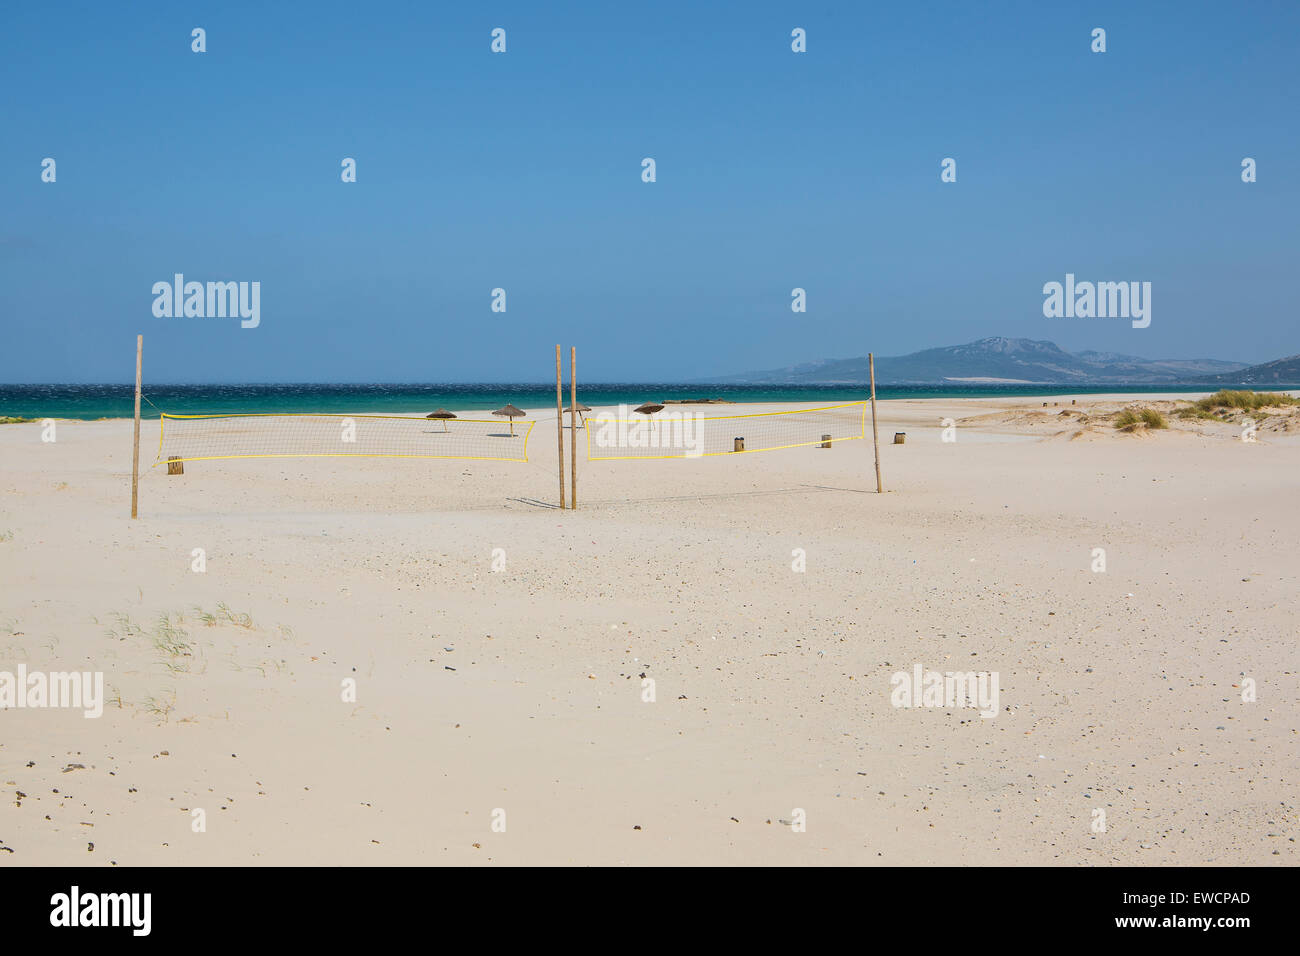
633 401 665 441
492 404 526 436
426 408 456 432
566 401 591 427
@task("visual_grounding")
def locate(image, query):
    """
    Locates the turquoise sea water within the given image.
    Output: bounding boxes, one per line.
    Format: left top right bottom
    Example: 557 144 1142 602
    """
0 382 1255 421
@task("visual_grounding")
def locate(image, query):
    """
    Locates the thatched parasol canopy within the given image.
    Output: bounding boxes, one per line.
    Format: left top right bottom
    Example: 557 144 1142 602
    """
426 408 457 432
566 401 592 426
633 402 665 416
492 403 526 436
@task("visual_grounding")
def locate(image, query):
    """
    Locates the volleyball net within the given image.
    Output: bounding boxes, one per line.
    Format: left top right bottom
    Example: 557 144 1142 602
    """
124 340 886 518
584 401 866 460
154 413 535 465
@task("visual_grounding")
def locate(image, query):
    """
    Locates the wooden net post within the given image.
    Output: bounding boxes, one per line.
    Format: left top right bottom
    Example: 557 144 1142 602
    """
869 352 883 493
131 334 142 518
555 345 565 509
569 346 577 510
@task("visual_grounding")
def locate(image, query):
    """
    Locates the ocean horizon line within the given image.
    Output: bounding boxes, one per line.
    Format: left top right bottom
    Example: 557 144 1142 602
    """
5 379 1295 388
4 381 1295 422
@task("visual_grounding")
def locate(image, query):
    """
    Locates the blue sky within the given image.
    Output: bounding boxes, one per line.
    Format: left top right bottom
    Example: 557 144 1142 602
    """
2 0 1297 383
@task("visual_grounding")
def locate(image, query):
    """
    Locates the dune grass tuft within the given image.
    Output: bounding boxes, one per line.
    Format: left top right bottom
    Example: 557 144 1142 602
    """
1114 407 1167 431
1195 390 1298 412
150 613 194 659
216 602 254 628
140 691 176 721
104 612 145 642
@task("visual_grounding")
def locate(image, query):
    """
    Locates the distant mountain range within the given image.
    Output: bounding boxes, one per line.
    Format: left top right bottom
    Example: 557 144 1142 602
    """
1193 352 1300 386
706 337 1299 386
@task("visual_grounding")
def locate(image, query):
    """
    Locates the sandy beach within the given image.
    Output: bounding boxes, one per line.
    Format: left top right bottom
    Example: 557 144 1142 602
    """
1 393 1296 865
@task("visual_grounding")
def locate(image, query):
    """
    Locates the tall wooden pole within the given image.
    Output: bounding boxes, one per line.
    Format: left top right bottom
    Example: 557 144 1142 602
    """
555 345 565 509
131 334 143 518
869 352 883 493
569 346 577 510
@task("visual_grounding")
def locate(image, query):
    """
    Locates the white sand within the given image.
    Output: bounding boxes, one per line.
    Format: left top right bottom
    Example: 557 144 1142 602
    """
1 394 1296 865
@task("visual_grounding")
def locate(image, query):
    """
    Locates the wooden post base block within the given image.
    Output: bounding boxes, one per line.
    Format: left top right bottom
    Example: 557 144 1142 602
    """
893 433 906 444
820 434 832 448
167 456 184 475
733 437 745 452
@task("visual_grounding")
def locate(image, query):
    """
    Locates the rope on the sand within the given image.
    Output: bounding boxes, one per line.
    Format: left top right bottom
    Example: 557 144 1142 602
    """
153 412 535 465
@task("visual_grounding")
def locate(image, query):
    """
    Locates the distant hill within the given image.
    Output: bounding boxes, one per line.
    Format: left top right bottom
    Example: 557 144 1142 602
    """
1186 353 1300 386
707 337 1250 385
